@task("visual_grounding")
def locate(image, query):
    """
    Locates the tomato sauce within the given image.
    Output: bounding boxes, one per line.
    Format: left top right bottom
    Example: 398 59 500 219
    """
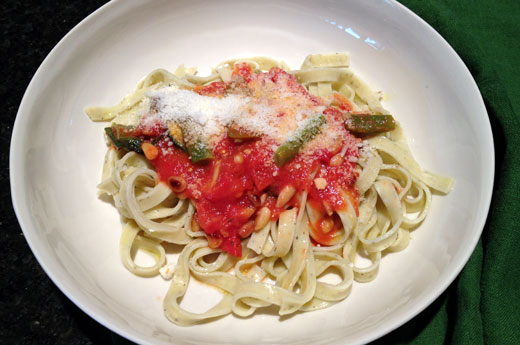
139 64 360 257
194 81 227 97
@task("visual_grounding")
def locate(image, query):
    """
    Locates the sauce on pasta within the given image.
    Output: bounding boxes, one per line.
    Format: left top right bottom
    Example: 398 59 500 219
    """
86 54 454 326
132 65 360 257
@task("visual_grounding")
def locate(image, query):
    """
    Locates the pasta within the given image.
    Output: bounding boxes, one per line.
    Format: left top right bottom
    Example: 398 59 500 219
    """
86 53 453 326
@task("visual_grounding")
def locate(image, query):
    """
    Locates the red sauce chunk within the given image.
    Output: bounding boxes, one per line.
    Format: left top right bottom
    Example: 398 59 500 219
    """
133 63 360 257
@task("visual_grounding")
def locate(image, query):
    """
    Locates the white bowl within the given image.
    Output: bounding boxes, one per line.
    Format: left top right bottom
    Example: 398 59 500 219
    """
10 0 493 344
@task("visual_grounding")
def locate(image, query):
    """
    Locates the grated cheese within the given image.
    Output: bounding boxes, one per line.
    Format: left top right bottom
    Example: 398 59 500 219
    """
140 70 351 158
159 263 176 280
148 87 249 137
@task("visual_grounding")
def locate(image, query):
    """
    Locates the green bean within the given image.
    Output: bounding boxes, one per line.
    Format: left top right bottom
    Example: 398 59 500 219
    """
274 114 326 167
227 123 261 140
104 127 143 154
345 114 396 134
187 140 214 163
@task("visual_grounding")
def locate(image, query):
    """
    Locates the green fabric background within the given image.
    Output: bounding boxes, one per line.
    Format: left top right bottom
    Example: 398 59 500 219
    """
371 1 520 344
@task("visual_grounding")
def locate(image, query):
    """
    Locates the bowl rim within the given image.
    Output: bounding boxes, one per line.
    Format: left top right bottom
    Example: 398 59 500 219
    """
9 0 495 344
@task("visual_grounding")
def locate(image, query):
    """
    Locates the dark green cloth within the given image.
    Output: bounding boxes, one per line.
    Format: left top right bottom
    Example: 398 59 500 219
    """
373 1 520 344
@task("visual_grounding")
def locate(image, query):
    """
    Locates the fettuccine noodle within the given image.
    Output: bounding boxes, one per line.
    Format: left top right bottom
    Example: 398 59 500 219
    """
87 53 453 326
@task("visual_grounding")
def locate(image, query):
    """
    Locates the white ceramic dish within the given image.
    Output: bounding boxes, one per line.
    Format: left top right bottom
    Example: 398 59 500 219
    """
10 0 493 344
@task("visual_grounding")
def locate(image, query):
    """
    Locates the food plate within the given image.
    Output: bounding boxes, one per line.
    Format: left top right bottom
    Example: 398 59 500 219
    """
10 0 493 344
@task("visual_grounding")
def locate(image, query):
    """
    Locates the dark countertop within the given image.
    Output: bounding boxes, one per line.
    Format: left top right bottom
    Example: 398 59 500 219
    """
2 1 518 344
0 1 129 344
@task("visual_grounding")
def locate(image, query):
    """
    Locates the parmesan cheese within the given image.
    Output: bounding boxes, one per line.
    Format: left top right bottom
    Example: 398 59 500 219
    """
148 87 248 137
159 263 175 280
140 69 349 158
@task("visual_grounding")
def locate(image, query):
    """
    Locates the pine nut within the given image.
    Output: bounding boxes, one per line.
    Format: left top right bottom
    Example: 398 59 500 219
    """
254 207 271 231
191 216 200 232
234 153 244 164
238 220 255 238
207 236 222 249
323 201 334 216
260 193 267 205
142 142 159 160
321 218 334 233
329 153 344 167
276 185 296 208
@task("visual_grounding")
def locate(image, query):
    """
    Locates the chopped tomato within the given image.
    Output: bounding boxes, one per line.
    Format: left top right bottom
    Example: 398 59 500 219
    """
145 66 359 257
194 81 227 97
232 62 253 83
